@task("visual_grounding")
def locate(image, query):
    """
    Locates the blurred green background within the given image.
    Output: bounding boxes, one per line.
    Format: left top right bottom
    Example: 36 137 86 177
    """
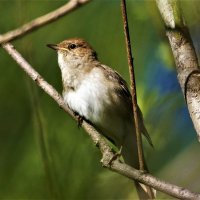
1 0 200 199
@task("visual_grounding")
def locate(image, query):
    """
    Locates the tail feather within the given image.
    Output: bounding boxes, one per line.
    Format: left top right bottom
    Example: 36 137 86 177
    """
135 182 156 200
138 106 154 147
121 123 156 200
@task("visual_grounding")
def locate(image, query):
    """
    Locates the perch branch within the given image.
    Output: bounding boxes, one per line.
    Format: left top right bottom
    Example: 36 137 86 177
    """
121 0 144 171
0 0 91 44
2 42 200 200
156 0 200 141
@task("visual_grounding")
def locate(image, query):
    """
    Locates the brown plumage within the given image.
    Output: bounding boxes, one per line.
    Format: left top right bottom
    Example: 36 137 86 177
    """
47 38 155 199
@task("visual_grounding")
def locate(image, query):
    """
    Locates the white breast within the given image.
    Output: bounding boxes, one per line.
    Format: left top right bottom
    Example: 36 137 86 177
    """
63 69 110 123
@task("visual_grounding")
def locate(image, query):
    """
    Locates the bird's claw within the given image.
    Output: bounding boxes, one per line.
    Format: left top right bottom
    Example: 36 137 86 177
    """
108 146 123 166
73 111 84 128
139 169 148 174
77 115 84 128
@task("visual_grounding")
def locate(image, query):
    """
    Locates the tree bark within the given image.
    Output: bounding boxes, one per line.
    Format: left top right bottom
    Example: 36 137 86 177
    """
156 0 200 141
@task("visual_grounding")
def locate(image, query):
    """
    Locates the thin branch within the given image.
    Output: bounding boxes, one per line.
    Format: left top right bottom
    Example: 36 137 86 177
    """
0 0 91 44
120 0 144 170
2 41 200 200
156 0 200 142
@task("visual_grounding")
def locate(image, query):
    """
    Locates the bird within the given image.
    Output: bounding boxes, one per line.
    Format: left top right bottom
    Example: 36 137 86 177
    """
47 38 155 199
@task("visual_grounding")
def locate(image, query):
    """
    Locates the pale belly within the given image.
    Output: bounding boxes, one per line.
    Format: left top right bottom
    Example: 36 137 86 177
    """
63 79 131 145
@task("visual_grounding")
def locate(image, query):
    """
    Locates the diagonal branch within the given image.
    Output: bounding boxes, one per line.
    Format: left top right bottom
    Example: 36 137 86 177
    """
156 0 200 142
0 0 91 44
2 42 200 200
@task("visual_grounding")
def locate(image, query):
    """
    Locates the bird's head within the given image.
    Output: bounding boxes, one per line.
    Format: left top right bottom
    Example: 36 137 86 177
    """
47 38 97 70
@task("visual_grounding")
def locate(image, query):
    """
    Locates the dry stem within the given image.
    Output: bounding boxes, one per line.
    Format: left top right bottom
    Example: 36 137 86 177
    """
120 0 144 171
0 0 91 44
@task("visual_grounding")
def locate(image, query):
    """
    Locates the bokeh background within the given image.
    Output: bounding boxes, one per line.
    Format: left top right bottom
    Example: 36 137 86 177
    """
1 0 200 199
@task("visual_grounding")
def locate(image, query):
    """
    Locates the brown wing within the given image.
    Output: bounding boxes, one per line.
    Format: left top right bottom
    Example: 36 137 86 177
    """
100 64 131 100
99 64 153 147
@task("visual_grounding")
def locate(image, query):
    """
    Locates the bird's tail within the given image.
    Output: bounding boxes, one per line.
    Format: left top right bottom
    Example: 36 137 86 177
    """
135 180 156 200
121 128 156 199
134 156 156 199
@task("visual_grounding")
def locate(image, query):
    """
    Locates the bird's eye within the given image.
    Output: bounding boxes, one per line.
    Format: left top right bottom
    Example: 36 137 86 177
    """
68 43 77 49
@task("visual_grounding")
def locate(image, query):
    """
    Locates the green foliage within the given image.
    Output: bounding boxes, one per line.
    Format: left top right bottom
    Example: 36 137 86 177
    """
1 0 200 199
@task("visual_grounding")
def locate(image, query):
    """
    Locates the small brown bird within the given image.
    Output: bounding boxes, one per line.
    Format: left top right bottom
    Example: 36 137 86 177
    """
47 38 155 199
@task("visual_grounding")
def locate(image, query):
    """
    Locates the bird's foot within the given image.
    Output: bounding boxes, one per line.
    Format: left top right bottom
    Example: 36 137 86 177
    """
108 146 123 166
139 169 148 174
74 111 84 128
77 115 84 128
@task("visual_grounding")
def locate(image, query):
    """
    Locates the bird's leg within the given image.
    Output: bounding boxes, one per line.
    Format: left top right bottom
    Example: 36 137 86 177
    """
73 111 84 128
108 146 123 165
77 115 84 128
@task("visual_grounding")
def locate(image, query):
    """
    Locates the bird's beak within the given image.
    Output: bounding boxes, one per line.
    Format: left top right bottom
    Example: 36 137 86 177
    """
47 44 59 51
47 44 70 52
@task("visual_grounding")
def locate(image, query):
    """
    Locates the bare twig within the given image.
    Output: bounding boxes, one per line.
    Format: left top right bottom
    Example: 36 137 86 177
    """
121 1 155 199
2 40 200 200
0 0 91 44
156 0 200 142
120 0 144 171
